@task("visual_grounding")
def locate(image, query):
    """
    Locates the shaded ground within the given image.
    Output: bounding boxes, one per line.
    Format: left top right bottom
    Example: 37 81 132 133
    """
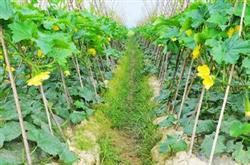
112 130 142 165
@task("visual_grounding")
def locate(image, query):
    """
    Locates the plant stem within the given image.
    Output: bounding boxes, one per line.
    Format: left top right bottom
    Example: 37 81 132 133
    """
0 26 32 165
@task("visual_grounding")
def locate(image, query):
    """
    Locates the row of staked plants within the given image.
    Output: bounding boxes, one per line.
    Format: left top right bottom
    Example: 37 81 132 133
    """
0 0 127 164
137 0 250 164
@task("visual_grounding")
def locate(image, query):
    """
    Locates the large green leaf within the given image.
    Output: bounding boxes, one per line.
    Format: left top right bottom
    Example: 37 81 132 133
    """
28 128 78 163
232 142 250 165
0 133 5 148
78 87 96 102
69 111 86 124
59 145 79 164
0 99 33 121
184 9 205 28
194 28 220 44
159 135 187 156
35 32 77 66
210 36 250 64
230 120 250 137
183 119 215 136
0 149 21 165
242 57 250 74
28 129 63 155
0 122 21 142
207 0 233 15
0 0 13 20
200 133 226 157
234 4 250 26
9 20 38 42
158 115 175 128
207 13 228 28
206 0 232 29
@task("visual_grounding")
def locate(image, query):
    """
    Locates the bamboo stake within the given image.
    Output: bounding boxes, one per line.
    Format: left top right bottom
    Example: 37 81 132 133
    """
177 59 193 120
94 57 105 82
40 86 65 140
156 49 163 69
160 53 172 88
67 0 74 10
46 102 65 140
208 0 246 164
172 49 182 81
73 55 84 88
102 44 110 70
186 74 196 97
88 62 98 99
59 68 72 106
170 56 188 112
158 53 167 79
39 85 53 135
189 87 205 156
0 26 32 165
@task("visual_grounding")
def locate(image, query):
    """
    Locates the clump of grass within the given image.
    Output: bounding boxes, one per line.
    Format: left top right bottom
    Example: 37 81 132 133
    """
98 136 122 165
72 132 95 150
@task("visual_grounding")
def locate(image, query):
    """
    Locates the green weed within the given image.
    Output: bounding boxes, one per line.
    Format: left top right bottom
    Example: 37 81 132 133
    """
102 39 160 164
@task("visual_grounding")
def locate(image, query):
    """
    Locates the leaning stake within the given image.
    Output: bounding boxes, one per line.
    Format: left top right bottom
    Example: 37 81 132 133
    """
0 26 32 165
189 87 205 156
177 59 193 120
39 85 54 135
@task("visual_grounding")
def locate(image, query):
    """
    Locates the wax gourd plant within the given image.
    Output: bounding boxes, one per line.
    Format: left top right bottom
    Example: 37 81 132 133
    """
137 0 250 164
0 0 127 164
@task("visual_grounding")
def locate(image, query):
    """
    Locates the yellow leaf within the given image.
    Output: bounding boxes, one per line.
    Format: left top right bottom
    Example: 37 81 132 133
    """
4 80 10 84
21 46 26 52
246 111 250 117
5 66 15 72
0 55 3 60
171 37 177 41
185 29 193 37
27 72 50 86
52 25 60 31
192 44 201 59
245 94 250 117
37 49 44 58
64 70 70 77
87 48 97 57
